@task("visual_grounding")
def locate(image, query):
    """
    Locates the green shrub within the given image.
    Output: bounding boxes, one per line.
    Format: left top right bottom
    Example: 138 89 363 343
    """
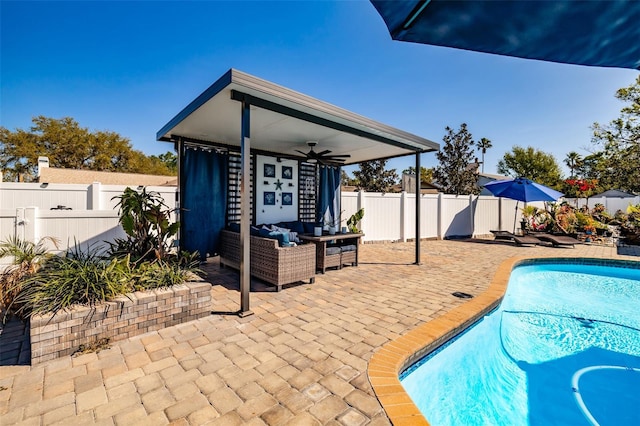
15 250 132 318
9 242 202 319
0 236 59 321
3 187 202 319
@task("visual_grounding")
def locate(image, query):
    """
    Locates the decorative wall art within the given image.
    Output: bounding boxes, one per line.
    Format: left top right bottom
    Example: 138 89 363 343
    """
264 163 276 178
264 192 276 205
256 155 300 224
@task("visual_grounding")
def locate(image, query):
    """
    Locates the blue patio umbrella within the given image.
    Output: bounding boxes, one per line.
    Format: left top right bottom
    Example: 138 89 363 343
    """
370 0 640 70
484 177 564 203
484 177 564 232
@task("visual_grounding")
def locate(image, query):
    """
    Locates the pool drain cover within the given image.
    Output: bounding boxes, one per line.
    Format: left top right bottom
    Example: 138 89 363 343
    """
452 292 474 299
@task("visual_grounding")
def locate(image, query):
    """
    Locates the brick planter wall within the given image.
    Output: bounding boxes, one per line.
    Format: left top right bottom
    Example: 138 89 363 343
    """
29 282 211 365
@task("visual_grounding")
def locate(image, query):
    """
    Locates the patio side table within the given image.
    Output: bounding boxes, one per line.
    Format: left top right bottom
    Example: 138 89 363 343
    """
298 232 364 273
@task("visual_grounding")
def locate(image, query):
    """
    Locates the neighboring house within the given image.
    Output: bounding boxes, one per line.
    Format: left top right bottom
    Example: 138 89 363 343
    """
478 172 511 196
37 158 176 186
399 173 440 194
592 189 636 198
340 174 440 194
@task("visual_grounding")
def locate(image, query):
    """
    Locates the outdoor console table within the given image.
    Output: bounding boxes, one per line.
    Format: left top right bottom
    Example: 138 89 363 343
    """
298 233 364 274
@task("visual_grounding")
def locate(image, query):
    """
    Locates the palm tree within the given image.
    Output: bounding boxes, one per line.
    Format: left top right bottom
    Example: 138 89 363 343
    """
564 151 582 178
476 138 492 173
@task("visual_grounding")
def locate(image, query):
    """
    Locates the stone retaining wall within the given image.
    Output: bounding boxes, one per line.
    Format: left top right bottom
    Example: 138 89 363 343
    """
29 282 211 365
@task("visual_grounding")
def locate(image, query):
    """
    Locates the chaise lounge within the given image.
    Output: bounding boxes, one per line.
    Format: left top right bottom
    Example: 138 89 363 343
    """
534 233 581 248
490 230 542 246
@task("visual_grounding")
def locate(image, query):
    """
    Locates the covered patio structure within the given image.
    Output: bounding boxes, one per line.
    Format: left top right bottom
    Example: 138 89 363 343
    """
157 69 439 315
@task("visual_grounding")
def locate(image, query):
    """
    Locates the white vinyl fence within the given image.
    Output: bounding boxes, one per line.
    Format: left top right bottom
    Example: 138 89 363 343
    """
0 182 177 265
564 197 640 214
342 191 544 242
2 181 553 266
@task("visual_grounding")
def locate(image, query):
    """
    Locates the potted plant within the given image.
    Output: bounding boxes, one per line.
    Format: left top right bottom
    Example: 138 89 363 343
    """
346 208 365 233
583 223 596 242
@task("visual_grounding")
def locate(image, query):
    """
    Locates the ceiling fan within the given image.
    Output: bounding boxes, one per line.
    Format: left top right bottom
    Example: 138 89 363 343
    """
295 141 351 164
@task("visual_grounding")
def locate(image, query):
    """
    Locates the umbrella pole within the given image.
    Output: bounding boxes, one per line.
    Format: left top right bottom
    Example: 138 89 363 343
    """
513 201 519 234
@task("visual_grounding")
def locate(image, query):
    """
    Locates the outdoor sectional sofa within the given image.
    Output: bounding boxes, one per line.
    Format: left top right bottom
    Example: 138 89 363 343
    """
219 229 316 291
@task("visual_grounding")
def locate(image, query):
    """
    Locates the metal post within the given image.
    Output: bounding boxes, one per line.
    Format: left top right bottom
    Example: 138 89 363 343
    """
176 138 183 250
239 101 253 317
415 151 421 265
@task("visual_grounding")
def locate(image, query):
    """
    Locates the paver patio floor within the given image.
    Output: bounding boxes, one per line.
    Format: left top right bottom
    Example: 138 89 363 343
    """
1 239 638 425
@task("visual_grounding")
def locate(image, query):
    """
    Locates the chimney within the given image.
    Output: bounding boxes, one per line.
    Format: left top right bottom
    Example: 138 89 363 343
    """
37 156 50 178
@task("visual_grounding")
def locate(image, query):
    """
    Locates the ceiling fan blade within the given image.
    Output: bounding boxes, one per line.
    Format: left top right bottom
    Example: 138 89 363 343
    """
294 150 308 156
316 150 332 156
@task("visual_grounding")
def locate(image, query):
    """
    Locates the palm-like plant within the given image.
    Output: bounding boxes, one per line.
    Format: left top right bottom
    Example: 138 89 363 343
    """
0 236 59 320
476 138 492 173
111 187 180 262
564 151 583 179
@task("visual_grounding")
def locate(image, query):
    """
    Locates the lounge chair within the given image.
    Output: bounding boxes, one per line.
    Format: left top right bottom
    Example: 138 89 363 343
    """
490 230 542 246
534 233 581 248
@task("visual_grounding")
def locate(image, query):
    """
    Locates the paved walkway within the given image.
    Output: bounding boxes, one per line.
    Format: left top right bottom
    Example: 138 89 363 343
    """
1 239 637 425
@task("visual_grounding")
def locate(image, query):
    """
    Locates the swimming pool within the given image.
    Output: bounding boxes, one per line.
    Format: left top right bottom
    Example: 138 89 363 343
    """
400 260 640 426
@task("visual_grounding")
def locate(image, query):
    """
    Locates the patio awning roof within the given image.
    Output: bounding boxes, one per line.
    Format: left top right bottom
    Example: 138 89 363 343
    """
156 69 439 163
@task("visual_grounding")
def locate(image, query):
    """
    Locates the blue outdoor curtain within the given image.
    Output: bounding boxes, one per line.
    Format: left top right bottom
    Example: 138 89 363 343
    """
317 165 341 227
181 148 228 260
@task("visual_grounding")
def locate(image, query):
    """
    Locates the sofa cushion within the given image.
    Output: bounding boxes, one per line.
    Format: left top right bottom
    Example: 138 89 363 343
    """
275 231 290 246
258 228 290 247
326 247 341 256
340 244 357 252
287 221 305 234
228 222 240 233
301 221 317 234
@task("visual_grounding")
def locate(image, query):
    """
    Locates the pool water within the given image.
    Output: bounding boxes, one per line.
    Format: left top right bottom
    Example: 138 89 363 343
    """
400 261 640 426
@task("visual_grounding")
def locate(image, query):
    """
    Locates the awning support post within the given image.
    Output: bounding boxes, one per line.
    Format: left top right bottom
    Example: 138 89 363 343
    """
414 151 421 265
239 100 253 317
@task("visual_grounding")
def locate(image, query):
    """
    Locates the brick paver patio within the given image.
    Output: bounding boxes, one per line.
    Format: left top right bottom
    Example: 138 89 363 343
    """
1 239 638 425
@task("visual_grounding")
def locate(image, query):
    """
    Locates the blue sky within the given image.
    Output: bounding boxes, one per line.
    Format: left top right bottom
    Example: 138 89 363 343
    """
2 1 638 177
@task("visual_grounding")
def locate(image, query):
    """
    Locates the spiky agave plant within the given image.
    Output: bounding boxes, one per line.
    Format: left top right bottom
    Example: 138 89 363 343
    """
0 236 59 321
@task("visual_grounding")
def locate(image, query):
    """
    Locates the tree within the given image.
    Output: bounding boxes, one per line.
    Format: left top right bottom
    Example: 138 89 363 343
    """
564 151 583 179
0 116 175 182
433 123 480 195
341 169 357 187
401 166 434 184
497 146 563 188
352 159 398 193
589 76 640 193
476 137 492 173
150 151 178 174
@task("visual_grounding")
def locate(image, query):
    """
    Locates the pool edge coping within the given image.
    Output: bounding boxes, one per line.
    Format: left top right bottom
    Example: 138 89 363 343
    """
366 255 605 425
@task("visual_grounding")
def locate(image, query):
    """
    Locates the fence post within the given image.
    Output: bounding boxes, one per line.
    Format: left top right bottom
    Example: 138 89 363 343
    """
498 197 503 231
400 191 407 242
88 182 101 210
20 207 38 243
437 193 444 239
469 194 475 237
357 190 365 238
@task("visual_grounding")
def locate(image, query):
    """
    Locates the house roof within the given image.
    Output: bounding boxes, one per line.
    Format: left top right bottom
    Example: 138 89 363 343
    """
592 189 637 198
38 167 177 186
157 69 439 165
478 172 510 181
